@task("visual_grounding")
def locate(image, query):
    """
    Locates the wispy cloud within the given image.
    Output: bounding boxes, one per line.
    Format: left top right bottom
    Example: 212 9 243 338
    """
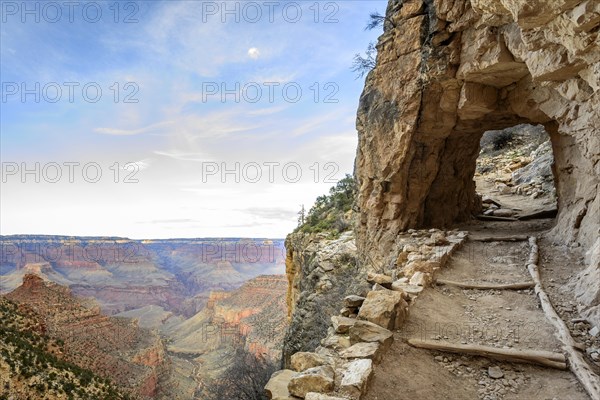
137 218 196 224
241 207 297 221
127 159 152 171
153 151 210 162
94 121 175 136
246 105 288 116
288 109 349 137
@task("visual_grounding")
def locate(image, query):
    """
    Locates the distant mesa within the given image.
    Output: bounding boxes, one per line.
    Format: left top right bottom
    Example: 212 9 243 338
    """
23 262 52 275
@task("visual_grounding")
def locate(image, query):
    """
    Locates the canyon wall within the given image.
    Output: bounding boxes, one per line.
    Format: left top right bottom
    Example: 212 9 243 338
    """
0 236 286 317
355 0 599 318
213 275 289 359
167 274 288 359
282 232 370 367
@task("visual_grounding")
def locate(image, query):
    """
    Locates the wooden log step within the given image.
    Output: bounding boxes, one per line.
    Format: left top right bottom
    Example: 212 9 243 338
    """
518 209 558 221
482 198 503 208
475 215 519 222
470 235 529 242
407 338 567 370
436 279 535 290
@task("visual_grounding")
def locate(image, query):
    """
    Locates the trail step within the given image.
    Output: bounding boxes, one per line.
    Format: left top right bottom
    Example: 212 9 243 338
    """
436 279 535 290
475 214 519 222
469 235 529 242
407 338 567 370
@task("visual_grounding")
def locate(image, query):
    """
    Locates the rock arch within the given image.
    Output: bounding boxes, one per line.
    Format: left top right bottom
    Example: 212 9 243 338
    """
355 0 599 266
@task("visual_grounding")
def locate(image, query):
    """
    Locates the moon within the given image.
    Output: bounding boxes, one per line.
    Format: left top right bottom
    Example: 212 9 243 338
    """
248 47 260 60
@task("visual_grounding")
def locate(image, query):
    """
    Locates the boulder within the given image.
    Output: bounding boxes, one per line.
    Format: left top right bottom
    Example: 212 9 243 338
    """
492 208 516 217
366 272 393 288
344 295 366 308
291 352 329 372
403 244 419 252
265 369 297 400
331 316 357 334
349 320 393 350
288 365 335 398
340 307 355 317
371 283 387 291
357 289 409 330
321 334 351 350
391 281 424 295
409 271 432 287
339 359 373 400
339 342 382 363
396 251 409 265
427 232 450 246
403 260 441 276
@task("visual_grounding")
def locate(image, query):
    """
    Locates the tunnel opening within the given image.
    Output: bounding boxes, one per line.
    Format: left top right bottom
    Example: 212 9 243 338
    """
474 124 559 221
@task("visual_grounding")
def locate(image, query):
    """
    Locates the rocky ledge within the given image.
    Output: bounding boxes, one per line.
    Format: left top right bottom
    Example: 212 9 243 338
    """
266 229 467 399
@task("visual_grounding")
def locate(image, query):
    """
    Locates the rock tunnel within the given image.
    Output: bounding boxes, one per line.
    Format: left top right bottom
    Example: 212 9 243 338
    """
354 0 599 269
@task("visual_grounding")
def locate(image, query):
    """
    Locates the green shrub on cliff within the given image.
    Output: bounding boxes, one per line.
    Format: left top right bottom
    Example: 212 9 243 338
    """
296 174 356 236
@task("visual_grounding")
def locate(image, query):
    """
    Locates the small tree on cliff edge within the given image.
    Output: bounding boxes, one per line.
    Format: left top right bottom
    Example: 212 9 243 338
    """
365 12 388 30
297 204 305 227
351 11 391 78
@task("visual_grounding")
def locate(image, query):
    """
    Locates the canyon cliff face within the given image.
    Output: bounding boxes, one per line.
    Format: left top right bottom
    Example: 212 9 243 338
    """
152 274 288 397
165 275 288 360
355 0 599 322
283 231 370 367
212 275 289 359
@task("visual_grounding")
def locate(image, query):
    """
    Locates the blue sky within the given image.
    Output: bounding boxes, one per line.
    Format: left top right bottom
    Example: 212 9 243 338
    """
1 0 387 238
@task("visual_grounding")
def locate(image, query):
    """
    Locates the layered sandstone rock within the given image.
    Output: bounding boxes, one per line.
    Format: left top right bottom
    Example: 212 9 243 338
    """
355 0 599 319
166 275 287 360
214 274 289 359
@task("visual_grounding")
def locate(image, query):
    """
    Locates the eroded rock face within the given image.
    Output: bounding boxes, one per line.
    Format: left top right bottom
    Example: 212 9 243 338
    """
571 238 600 327
355 0 599 312
6 274 169 398
283 232 370 367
